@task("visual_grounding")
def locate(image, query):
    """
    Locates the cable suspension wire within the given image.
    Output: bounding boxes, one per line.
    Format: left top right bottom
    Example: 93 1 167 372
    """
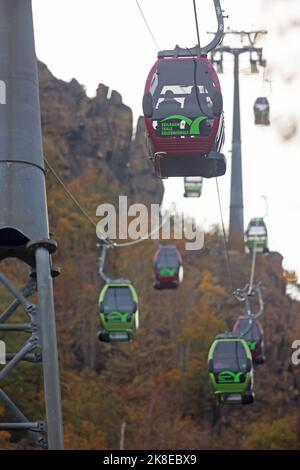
97 215 169 283
136 0 160 50
193 0 201 50
44 157 97 229
113 214 168 248
45 157 114 245
215 178 234 293
44 156 169 249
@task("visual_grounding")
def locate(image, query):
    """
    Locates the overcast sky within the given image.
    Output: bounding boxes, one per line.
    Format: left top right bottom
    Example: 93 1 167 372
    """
32 0 266 113
32 0 300 278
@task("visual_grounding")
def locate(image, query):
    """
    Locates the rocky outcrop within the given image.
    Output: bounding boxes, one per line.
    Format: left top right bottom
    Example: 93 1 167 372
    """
127 117 165 206
38 61 163 206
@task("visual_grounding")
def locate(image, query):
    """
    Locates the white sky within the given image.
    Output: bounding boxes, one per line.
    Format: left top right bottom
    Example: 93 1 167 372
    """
32 0 300 277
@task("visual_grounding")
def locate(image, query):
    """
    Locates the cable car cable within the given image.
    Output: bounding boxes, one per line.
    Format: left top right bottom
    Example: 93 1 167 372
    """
135 0 160 51
184 46 207 115
45 156 113 246
215 178 234 292
111 214 169 248
45 156 97 229
233 282 265 338
193 0 202 52
45 156 169 249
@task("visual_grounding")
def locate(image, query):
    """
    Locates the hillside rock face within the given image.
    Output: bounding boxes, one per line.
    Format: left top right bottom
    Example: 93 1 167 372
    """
38 61 163 206
127 117 165 205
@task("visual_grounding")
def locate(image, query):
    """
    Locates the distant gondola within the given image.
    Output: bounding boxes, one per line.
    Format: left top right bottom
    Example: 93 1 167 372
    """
254 97 270 126
153 245 183 290
245 217 269 254
184 176 203 198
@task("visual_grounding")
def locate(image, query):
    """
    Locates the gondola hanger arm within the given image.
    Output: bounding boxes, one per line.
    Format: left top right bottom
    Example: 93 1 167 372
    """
98 244 112 284
200 0 225 54
233 284 252 302
253 284 265 319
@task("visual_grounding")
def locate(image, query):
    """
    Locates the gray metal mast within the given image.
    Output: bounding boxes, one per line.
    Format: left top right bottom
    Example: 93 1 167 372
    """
211 30 267 249
0 0 64 449
230 50 243 246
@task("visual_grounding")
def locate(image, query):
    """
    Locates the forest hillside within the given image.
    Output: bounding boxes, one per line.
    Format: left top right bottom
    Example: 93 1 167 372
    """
0 64 300 450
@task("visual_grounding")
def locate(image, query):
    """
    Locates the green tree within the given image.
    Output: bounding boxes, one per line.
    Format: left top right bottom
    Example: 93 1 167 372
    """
243 418 298 450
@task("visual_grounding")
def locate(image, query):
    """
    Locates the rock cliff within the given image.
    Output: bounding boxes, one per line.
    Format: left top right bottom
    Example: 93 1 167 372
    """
38 61 163 207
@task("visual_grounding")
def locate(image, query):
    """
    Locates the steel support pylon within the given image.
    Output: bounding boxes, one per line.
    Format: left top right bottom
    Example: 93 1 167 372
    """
229 52 244 246
211 31 266 249
0 0 64 449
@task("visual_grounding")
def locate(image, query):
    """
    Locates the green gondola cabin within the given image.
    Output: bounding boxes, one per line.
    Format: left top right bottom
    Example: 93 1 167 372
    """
208 335 254 405
183 176 203 197
245 217 268 253
98 280 139 342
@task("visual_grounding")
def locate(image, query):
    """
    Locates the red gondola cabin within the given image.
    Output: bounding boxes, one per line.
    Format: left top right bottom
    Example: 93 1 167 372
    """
143 46 226 179
153 245 183 290
233 318 266 365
